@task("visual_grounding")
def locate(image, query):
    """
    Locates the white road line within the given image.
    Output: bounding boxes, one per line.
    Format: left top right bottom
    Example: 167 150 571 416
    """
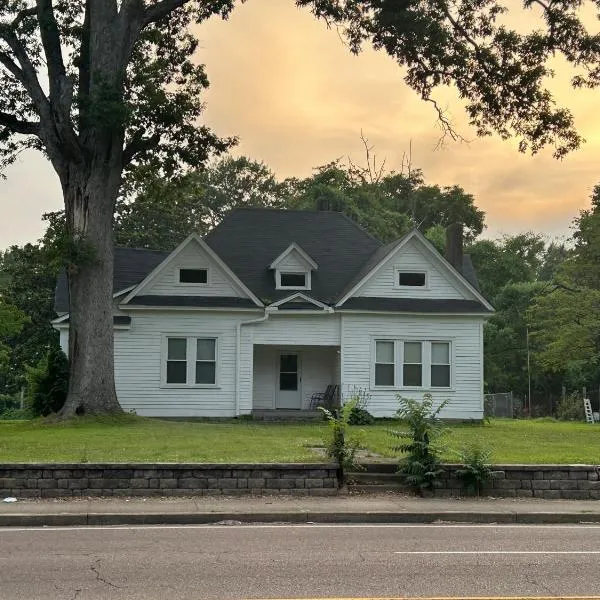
2 523 600 532
393 551 600 555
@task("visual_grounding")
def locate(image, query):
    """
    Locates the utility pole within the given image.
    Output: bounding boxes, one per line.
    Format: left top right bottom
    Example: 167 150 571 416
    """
526 326 532 417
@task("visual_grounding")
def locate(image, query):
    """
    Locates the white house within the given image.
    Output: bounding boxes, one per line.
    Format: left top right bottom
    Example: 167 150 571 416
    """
53 209 493 419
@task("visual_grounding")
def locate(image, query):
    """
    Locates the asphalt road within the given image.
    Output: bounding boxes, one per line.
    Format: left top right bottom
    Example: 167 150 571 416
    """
1 523 600 599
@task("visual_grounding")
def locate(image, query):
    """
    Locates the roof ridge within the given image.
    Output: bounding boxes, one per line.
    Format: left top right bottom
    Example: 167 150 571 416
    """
115 246 170 254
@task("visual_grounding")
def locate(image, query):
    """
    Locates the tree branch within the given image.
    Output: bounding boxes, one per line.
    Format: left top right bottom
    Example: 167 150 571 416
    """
142 0 188 26
11 7 38 29
0 49 26 82
0 111 40 135
122 130 161 167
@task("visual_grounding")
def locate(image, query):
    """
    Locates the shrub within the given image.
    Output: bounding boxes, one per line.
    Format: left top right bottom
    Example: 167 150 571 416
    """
454 443 493 496
26 346 69 417
344 388 375 425
319 398 364 485
556 391 585 421
389 394 448 494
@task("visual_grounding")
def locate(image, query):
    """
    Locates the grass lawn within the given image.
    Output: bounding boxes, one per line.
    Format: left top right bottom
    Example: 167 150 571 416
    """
0 416 599 464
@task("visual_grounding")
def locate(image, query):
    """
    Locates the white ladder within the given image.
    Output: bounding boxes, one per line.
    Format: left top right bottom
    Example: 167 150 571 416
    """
584 398 594 423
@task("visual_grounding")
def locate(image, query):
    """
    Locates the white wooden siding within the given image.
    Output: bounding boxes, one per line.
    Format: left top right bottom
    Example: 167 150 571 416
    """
251 314 341 345
354 237 471 300
113 311 252 417
252 345 338 410
340 313 484 419
277 251 310 271
142 240 246 297
59 329 68 354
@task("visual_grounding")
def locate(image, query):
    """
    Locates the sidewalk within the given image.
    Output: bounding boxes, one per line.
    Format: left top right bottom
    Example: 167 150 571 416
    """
2 493 600 526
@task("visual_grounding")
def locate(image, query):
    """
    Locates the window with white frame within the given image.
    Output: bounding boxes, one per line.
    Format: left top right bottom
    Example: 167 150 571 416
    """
165 336 217 386
396 270 427 287
375 341 395 386
178 268 208 284
373 340 452 389
276 270 310 290
403 341 423 387
431 341 451 387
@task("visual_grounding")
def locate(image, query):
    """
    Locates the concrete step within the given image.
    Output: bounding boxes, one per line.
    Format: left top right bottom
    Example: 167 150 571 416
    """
347 472 399 485
357 462 398 474
347 483 408 493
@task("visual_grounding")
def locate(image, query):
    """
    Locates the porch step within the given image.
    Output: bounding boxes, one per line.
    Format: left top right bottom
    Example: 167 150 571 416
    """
347 471 399 485
252 409 323 422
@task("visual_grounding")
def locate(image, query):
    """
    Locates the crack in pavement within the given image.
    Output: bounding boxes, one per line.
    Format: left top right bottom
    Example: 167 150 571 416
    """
91 559 120 589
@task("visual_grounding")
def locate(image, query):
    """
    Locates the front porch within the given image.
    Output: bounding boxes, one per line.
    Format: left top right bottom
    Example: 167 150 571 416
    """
251 344 340 416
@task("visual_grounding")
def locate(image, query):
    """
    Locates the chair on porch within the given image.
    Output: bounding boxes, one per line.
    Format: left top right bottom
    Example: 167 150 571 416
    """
309 384 340 410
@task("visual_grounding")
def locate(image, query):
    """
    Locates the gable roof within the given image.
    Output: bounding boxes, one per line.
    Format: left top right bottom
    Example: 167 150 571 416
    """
204 208 381 303
53 209 489 315
121 233 263 307
269 243 318 271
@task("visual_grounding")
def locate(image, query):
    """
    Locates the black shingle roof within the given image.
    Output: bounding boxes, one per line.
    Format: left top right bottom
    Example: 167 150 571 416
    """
127 296 259 309
54 247 169 313
204 208 382 304
53 209 488 314
338 298 491 314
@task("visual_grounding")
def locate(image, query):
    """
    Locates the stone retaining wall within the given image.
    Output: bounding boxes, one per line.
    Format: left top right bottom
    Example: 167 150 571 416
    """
0 463 338 498
440 464 600 499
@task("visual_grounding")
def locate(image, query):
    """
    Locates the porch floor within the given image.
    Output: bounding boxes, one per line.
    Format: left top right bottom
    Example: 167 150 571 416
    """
252 409 323 422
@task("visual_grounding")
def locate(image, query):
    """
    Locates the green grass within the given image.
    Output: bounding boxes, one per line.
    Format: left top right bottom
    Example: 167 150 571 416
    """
0 416 599 464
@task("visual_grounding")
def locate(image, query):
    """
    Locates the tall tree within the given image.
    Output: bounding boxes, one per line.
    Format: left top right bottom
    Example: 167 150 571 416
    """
0 0 594 416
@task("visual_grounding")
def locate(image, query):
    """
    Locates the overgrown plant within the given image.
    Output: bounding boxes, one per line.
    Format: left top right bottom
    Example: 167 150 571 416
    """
26 347 69 417
390 394 448 495
319 398 364 486
345 388 375 425
454 443 493 496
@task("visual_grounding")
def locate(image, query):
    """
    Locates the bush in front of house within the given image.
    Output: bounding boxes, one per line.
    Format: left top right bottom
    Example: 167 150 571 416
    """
390 393 448 495
556 391 586 421
454 442 493 496
26 346 69 417
344 387 375 425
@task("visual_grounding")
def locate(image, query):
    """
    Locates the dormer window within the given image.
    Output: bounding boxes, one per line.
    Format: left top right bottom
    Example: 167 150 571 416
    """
280 272 307 288
270 243 318 292
178 268 208 284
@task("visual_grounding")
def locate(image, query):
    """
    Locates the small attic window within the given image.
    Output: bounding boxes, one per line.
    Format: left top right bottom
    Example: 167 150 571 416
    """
179 268 208 284
280 272 307 288
398 271 426 287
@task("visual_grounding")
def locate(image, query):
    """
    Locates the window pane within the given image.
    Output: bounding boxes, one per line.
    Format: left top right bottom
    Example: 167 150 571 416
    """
280 354 298 373
179 268 207 283
166 361 187 384
399 272 426 286
431 365 450 387
403 364 422 387
432 342 450 364
196 338 215 361
280 273 306 287
404 342 422 364
167 338 186 360
375 364 395 386
195 361 216 385
375 341 394 363
280 372 298 390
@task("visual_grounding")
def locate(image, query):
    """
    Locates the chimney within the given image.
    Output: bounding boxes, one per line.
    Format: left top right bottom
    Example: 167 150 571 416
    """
445 223 463 272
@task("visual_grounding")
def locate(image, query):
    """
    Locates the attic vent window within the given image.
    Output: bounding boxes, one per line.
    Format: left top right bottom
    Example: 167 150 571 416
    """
398 272 426 287
280 273 306 288
179 268 208 284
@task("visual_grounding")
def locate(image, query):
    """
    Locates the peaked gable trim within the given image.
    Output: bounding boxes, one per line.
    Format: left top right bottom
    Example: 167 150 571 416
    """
336 229 493 312
269 243 318 270
269 292 331 311
121 233 263 307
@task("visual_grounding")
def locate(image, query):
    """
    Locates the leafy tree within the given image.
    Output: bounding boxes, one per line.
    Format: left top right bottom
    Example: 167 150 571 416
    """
1 0 593 416
0 242 59 394
25 345 69 416
115 156 286 250
0 296 28 385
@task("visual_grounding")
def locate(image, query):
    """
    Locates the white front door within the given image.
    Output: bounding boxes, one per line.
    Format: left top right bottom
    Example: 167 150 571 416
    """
276 353 302 409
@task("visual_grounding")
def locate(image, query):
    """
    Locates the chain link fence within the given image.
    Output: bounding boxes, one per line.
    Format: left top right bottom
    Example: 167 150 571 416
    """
484 392 517 418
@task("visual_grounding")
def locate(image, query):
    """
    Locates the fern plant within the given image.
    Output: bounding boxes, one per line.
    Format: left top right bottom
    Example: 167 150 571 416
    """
454 443 493 496
389 394 448 495
320 398 364 486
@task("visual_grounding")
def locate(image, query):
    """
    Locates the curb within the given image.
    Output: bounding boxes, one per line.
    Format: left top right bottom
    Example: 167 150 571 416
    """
2 511 600 527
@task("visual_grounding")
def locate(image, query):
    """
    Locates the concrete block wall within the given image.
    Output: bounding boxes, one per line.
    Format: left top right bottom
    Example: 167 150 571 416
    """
438 464 600 499
0 463 339 498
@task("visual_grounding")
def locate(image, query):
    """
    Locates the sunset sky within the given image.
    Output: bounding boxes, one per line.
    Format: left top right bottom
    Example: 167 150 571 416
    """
1 0 599 248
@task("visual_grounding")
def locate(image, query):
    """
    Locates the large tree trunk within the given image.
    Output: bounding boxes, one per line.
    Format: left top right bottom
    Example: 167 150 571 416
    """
58 163 123 417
